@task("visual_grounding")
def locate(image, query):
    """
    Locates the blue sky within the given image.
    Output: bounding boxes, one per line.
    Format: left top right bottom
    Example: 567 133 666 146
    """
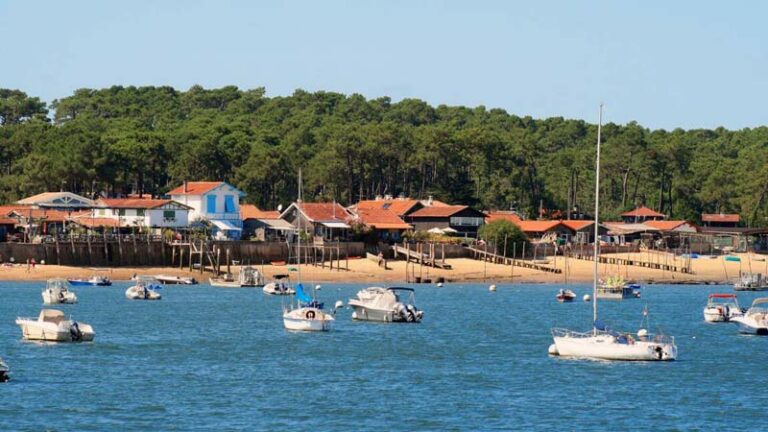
0 0 764 130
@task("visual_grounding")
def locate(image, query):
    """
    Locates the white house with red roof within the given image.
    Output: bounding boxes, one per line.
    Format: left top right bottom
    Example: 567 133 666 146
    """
78 198 192 230
168 181 246 239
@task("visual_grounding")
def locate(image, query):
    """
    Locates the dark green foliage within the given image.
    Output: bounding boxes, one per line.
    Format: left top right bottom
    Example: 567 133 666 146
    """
1 85 768 226
478 220 530 257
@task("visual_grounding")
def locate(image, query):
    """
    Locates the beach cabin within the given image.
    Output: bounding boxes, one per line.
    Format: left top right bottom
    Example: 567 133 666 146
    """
87 198 191 231
168 181 245 240
701 213 740 228
7 207 70 240
620 206 666 223
280 202 352 242
241 204 294 241
513 220 573 242
405 205 486 237
560 220 609 244
351 207 412 241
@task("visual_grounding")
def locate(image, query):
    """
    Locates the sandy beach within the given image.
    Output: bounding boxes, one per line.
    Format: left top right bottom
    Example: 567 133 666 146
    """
0 252 760 284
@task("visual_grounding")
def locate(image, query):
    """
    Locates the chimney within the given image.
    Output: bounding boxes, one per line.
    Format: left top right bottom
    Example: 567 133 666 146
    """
427 195 433 206
183 180 188 193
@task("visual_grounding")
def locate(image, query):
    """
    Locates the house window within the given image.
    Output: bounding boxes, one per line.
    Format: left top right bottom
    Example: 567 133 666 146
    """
207 195 217 213
117 209 126 216
98 209 105 216
224 195 235 213
137 209 145 217
163 210 176 221
450 216 483 226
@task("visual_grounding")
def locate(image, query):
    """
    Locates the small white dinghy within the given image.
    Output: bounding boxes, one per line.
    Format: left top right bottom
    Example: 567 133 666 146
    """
126 276 162 300
16 309 95 342
556 289 576 303
731 298 768 335
263 274 296 295
703 293 744 322
42 278 78 304
348 287 423 323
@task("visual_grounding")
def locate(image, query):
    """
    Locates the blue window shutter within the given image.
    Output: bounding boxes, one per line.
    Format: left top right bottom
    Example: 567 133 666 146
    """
207 195 217 213
224 195 235 213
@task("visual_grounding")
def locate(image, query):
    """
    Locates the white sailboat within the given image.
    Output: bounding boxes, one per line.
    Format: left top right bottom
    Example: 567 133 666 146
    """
282 169 335 332
549 105 677 361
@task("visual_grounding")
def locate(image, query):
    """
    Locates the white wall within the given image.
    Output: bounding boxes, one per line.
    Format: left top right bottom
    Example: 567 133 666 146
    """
171 185 241 221
91 206 189 228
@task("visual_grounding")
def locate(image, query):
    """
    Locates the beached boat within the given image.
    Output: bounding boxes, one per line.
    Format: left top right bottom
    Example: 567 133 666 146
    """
596 275 635 300
282 169 335 332
126 276 162 300
703 293 744 322
68 274 111 286
0 358 8 382
42 278 78 304
733 272 768 291
731 298 768 335
16 309 95 342
348 287 423 323
550 105 677 361
154 275 197 285
210 266 263 288
263 274 295 295
556 288 576 303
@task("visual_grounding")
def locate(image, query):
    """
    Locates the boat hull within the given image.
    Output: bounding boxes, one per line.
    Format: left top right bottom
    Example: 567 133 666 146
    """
552 334 676 361
283 308 334 331
596 288 634 300
125 287 162 300
67 280 111 286
16 320 95 342
42 291 77 304
350 305 395 322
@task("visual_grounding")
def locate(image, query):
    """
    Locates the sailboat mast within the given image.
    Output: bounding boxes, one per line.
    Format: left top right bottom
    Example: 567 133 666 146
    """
297 168 302 283
593 104 603 326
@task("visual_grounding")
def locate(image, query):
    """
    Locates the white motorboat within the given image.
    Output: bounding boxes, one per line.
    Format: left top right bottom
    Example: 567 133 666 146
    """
596 276 635 300
154 274 197 285
733 272 768 291
281 169 335 332
703 293 744 323
550 105 677 361
556 288 576 303
42 278 78 304
126 276 162 300
348 287 423 323
15 309 95 342
263 274 296 295
731 298 768 335
0 358 8 382
210 266 263 288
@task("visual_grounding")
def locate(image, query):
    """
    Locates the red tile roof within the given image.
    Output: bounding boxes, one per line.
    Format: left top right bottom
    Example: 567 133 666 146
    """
485 211 522 224
644 220 696 231
408 205 468 218
298 202 351 222
621 206 665 217
0 218 16 225
241 204 281 220
98 198 178 209
355 208 412 230
702 213 740 223
8 208 70 222
515 220 563 233
560 220 593 231
355 198 448 216
0 205 31 217
168 181 224 195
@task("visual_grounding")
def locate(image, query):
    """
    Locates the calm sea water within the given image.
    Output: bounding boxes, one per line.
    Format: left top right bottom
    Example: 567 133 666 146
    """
0 280 766 430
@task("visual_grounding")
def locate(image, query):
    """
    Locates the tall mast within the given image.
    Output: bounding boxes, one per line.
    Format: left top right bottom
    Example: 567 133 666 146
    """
297 168 302 283
593 104 603 326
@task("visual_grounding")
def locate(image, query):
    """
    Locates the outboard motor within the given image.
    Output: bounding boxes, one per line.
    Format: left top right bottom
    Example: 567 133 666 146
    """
70 322 83 342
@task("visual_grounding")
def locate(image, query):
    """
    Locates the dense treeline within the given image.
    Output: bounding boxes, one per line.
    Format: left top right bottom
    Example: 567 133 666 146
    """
1 86 767 225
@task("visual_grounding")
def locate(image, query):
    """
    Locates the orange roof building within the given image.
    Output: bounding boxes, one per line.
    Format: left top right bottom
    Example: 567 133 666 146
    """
240 204 281 220
167 181 227 196
354 208 412 230
621 206 666 223
644 220 698 233
485 211 523 224
353 196 449 217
